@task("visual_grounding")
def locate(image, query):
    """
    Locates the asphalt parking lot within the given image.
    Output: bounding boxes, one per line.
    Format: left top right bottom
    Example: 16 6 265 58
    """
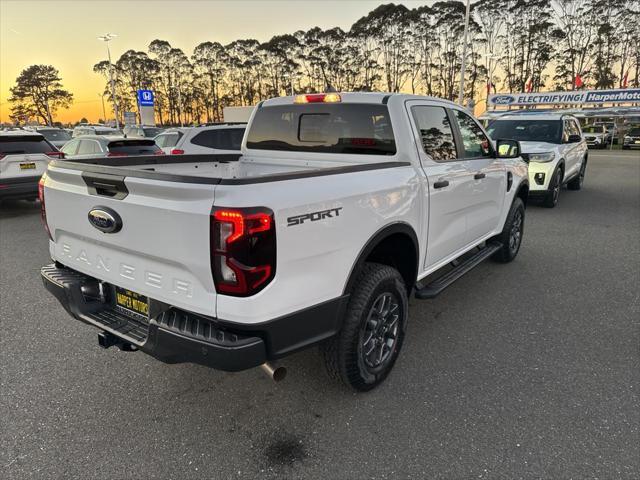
1 149 638 479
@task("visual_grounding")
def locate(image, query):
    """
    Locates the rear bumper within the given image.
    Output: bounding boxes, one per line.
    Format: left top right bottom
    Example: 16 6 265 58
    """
0 175 40 200
41 263 348 372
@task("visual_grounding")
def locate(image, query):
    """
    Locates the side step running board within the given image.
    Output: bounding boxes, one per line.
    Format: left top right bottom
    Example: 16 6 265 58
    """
414 242 502 299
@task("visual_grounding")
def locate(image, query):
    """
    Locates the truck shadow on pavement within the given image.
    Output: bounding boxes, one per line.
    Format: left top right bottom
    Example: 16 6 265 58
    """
0 199 41 219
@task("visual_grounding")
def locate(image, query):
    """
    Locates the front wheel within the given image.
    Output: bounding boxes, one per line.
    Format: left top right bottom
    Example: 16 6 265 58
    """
542 167 562 208
567 159 587 190
492 197 525 263
322 263 408 391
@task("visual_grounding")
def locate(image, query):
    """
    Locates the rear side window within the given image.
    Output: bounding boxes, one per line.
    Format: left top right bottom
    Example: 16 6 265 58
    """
108 140 161 155
452 110 492 158
77 140 101 155
411 106 457 161
0 135 55 154
191 128 245 150
246 104 396 155
155 132 182 148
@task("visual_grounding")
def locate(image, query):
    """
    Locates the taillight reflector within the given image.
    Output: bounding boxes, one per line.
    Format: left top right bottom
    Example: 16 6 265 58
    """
38 174 53 240
45 151 65 159
107 152 127 157
170 149 185 155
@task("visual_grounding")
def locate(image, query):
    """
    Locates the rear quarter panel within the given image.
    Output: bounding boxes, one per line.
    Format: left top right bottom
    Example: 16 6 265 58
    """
214 164 423 324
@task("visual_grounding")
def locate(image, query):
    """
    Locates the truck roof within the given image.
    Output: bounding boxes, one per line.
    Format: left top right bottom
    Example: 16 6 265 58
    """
261 92 461 107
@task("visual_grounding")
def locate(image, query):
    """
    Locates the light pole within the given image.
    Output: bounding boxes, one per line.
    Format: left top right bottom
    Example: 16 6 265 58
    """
458 0 472 105
99 93 107 123
483 52 500 111
97 33 120 129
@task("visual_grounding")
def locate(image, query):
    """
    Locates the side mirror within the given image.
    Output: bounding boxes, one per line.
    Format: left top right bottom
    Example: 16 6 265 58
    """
567 134 582 143
495 139 521 159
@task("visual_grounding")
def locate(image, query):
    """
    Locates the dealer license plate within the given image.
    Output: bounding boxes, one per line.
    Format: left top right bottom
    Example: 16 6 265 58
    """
115 287 149 321
20 163 36 170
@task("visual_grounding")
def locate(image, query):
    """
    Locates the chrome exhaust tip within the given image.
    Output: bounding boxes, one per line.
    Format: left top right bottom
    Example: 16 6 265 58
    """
260 362 287 382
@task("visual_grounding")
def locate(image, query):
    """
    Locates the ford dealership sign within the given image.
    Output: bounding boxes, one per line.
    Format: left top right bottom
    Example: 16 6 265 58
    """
488 88 640 107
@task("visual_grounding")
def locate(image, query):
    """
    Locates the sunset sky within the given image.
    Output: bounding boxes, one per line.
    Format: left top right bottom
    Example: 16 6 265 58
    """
0 0 431 123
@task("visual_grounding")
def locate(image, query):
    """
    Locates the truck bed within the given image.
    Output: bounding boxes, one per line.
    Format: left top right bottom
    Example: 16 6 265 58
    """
50 153 388 184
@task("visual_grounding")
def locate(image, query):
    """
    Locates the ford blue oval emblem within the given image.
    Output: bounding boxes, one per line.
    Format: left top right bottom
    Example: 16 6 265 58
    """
88 207 122 233
492 95 515 105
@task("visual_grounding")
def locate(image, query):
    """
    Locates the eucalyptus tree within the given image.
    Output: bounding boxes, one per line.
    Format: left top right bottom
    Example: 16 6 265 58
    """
351 3 413 92
551 0 597 89
192 41 227 121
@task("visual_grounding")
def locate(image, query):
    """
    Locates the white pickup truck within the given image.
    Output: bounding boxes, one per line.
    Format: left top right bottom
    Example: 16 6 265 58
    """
40 93 529 391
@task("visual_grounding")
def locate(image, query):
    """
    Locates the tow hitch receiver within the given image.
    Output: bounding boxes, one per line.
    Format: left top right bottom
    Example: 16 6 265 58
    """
98 331 137 351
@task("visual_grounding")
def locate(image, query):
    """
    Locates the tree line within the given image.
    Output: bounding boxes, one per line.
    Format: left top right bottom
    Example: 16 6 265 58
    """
9 0 640 125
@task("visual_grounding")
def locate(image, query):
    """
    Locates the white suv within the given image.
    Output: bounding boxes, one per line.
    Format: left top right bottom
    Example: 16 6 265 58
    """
162 124 245 155
488 114 588 207
0 131 62 201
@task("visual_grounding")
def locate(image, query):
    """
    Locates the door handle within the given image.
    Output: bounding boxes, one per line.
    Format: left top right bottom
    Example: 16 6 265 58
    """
433 180 449 189
474 172 486 180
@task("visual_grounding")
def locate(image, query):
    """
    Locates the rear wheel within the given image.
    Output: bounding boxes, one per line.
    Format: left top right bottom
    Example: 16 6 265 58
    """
542 167 562 208
492 197 525 263
322 263 408 391
567 158 587 190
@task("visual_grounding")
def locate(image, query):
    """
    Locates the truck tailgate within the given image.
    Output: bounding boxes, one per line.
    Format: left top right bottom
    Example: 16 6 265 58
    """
44 164 218 317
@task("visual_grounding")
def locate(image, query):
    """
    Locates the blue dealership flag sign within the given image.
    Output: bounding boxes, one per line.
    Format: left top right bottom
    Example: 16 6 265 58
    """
137 89 154 107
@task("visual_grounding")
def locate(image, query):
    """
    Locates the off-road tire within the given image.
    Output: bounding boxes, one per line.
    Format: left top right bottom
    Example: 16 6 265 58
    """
322 263 408 391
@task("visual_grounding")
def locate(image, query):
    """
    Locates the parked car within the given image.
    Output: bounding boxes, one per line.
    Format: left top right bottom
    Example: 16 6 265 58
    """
59 135 163 160
72 125 120 138
30 127 73 149
153 128 187 153
622 127 640 149
593 121 618 144
166 124 246 155
0 130 62 201
582 125 612 149
488 113 588 208
123 125 165 138
39 92 529 391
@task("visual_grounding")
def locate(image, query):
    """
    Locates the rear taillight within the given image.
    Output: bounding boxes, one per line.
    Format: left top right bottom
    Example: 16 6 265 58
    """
211 207 276 296
38 174 53 240
153 150 165 155
170 149 184 155
45 151 65 159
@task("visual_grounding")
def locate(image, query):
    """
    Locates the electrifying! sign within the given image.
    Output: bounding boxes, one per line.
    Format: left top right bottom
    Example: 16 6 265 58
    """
488 88 640 107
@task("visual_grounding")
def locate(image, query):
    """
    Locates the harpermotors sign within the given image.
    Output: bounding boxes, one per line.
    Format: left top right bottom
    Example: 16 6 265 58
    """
488 88 640 107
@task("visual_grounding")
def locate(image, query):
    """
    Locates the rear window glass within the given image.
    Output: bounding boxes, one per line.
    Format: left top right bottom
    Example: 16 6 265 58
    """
0 135 54 154
108 140 161 155
246 104 396 155
628 128 640 136
38 129 71 141
143 128 163 137
191 128 245 150
487 119 563 144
